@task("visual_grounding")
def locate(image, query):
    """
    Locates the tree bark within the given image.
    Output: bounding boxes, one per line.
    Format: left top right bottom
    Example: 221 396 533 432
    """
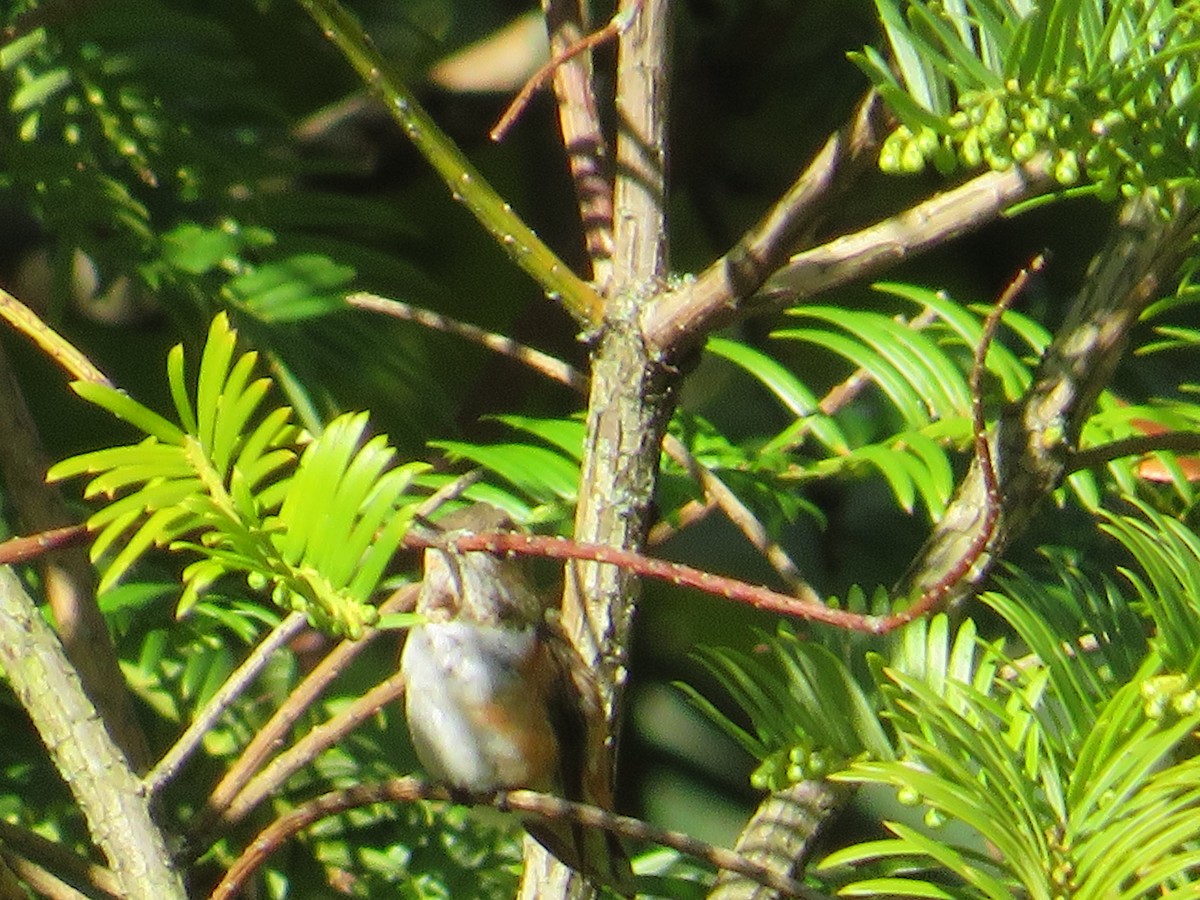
0 567 185 900
519 2 675 897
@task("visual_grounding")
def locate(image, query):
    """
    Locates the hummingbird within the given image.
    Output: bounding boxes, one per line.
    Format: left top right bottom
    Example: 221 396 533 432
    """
399 504 633 893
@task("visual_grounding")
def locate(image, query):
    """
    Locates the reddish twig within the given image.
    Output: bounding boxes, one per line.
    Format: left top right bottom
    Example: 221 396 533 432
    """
409 255 1046 635
210 777 832 900
489 2 640 143
0 525 89 566
406 529 873 630
873 253 1047 631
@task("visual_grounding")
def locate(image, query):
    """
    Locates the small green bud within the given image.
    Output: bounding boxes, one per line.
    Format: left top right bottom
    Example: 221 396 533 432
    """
879 135 904 173
915 126 939 155
960 130 983 168
900 140 927 173
1011 131 1038 163
1054 150 1080 185
897 786 921 806
1023 105 1049 134
982 99 1006 136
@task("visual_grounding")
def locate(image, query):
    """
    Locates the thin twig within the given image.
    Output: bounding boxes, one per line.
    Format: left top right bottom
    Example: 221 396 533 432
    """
536 0 625 289
0 288 111 386
874 253 1046 631
185 584 418 849
145 612 310 795
210 778 835 900
214 669 408 833
409 529 866 630
346 292 586 391
659 434 813 594
691 90 887 312
490 2 638 143
1069 432 1200 472
0 525 88 566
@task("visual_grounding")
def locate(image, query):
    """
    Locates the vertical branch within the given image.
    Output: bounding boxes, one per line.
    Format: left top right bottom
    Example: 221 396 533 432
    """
0 567 185 900
0 339 150 771
564 0 672 698
608 0 669 285
527 1 675 897
542 0 616 291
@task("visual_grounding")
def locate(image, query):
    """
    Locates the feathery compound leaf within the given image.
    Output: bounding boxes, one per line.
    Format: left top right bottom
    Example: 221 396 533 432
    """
864 1 1200 196
431 440 579 504
51 313 423 635
196 312 239 456
1101 504 1200 673
687 624 894 792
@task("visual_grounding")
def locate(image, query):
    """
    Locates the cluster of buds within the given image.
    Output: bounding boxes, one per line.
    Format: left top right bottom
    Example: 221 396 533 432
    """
750 737 846 791
879 70 1192 206
1142 672 1200 720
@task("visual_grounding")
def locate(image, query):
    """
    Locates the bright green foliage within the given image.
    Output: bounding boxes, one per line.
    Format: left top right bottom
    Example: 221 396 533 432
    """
858 1 1200 202
696 505 1200 896
48 313 426 636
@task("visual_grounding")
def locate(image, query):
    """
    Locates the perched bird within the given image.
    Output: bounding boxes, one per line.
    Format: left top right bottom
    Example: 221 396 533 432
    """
399 504 632 893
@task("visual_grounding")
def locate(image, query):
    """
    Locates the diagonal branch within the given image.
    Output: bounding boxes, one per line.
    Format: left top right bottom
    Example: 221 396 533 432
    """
644 159 1055 356
0 567 184 899
145 612 310 795
294 0 602 324
896 191 1200 606
211 777 836 900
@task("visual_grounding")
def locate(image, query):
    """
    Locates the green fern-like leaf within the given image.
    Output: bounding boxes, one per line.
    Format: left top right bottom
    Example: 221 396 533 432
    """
50 313 426 636
821 520 1200 896
857 0 1200 199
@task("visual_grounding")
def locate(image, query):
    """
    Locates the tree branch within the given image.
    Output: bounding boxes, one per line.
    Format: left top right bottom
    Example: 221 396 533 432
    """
708 780 851 900
538 0 676 895
644 159 1055 356
211 777 836 900
897 191 1200 606
0 567 184 899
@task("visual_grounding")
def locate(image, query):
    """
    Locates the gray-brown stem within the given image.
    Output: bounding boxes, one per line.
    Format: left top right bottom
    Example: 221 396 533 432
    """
0 567 184 899
898 191 1200 605
708 780 851 900
522 1 675 897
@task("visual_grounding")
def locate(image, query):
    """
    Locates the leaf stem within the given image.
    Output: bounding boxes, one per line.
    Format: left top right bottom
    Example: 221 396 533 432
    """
295 0 602 324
